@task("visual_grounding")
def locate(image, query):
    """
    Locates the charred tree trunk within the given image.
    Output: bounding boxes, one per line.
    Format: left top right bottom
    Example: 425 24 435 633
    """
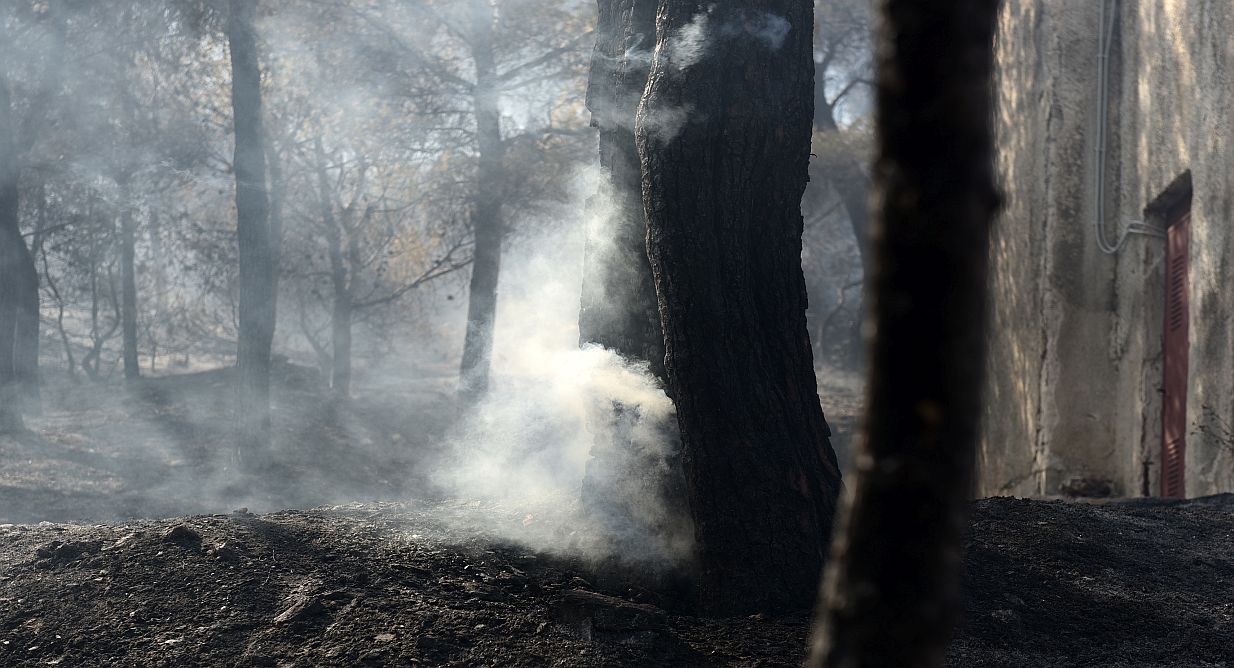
228 0 276 465
119 182 139 381
636 1 842 614
579 0 663 376
810 2 1000 666
457 0 505 402
0 76 23 432
577 0 690 576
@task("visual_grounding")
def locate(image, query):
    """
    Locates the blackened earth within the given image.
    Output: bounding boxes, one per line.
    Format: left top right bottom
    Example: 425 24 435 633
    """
1 495 1232 667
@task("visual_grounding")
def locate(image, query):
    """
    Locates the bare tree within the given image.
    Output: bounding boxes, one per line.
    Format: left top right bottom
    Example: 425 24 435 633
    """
330 0 591 400
810 0 1001 665
302 136 471 399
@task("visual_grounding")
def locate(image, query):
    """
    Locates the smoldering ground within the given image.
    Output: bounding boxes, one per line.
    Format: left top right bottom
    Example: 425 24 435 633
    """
0 168 696 579
0 0 863 586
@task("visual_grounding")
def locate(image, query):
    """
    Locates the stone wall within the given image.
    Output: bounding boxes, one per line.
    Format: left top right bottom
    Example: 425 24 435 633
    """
983 0 1234 498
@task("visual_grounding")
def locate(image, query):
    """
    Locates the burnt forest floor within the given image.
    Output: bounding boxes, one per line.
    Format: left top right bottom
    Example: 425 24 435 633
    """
1 496 1233 666
2 368 1233 666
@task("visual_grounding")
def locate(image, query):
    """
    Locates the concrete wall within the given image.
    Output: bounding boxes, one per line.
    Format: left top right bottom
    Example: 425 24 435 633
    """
983 0 1234 498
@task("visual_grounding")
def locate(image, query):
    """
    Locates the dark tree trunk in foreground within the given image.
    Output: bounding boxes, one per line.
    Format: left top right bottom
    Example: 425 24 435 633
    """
119 184 140 381
637 1 842 614
228 0 276 464
457 0 505 402
0 76 25 432
810 2 1000 666
577 0 689 572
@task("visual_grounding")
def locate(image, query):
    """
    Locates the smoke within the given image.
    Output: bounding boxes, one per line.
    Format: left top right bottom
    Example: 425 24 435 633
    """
630 7 795 143
635 102 696 144
738 12 792 50
1 0 699 578
666 8 714 69
431 170 692 568
666 6 794 68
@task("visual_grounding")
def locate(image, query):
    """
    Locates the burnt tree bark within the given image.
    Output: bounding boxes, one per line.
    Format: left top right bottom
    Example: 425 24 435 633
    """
457 0 506 402
577 0 690 573
228 0 276 464
810 2 1000 666
579 0 663 377
636 1 842 614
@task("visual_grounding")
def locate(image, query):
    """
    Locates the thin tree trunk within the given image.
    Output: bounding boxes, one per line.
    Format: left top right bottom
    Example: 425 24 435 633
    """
266 136 285 312
18 181 51 412
813 87 871 261
228 0 275 465
83 226 101 381
457 0 505 402
0 74 25 431
314 138 352 400
810 1 1001 666
147 208 166 374
119 185 139 381
12 227 39 411
331 299 352 399
39 246 74 381
637 0 842 615
813 93 869 370
296 297 332 386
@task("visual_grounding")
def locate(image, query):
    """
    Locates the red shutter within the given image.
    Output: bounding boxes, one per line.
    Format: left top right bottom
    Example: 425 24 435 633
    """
1161 210 1190 498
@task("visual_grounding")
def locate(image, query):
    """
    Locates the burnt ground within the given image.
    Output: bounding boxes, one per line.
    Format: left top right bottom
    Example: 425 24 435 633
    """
2 369 1233 666
0 497 1232 666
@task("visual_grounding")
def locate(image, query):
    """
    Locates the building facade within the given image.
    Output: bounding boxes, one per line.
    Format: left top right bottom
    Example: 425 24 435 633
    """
983 0 1234 498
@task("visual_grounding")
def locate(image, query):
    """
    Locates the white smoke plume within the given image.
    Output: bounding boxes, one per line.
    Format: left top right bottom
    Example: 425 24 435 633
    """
430 169 692 567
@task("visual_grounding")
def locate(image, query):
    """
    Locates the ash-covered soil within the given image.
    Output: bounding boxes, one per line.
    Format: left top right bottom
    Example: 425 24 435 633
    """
2 496 1233 667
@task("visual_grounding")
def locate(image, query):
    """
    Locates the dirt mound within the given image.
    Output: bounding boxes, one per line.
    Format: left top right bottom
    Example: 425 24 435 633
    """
1 497 1232 666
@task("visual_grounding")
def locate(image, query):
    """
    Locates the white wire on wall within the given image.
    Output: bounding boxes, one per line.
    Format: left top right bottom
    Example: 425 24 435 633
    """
1094 0 1165 254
